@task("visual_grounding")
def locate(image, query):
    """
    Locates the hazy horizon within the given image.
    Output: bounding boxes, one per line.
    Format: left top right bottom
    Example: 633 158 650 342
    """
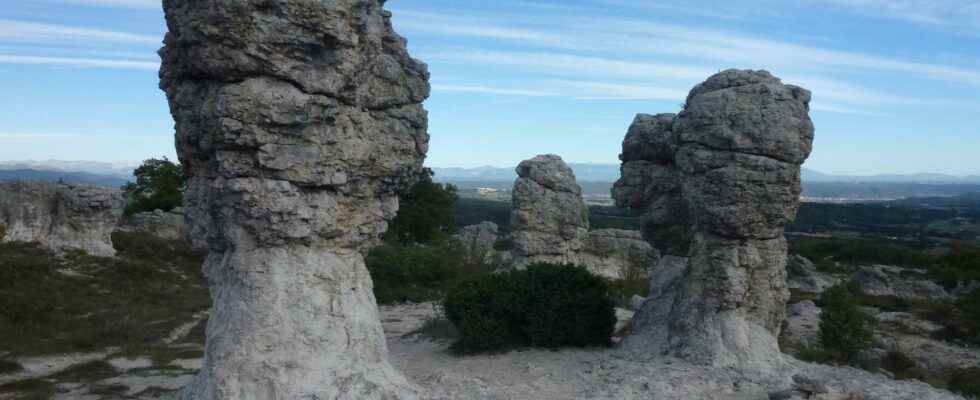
0 0 978 175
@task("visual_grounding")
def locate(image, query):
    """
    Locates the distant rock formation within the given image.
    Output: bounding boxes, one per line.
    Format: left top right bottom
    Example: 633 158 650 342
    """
478 154 659 279
579 229 658 279
615 69 814 371
160 0 429 398
0 181 122 257
116 208 186 242
510 154 591 266
453 221 501 264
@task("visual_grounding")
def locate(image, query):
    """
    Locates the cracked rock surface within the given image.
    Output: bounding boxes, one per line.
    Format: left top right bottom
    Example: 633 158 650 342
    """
0 181 122 257
160 0 429 398
614 70 814 371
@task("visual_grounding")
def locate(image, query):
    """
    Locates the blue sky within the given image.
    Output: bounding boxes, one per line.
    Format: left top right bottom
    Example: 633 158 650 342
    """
0 0 978 175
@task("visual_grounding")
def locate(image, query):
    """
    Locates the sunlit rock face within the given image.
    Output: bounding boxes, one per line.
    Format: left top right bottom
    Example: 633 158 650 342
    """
160 0 429 398
614 69 814 371
509 154 591 266
0 181 122 257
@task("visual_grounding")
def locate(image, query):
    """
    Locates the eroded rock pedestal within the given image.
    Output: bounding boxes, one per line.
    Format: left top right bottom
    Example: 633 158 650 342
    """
160 0 429 398
614 70 814 371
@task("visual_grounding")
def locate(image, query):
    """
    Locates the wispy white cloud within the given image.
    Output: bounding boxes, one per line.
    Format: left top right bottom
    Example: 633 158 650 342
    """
432 84 558 97
0 54 158 69
555 80 688 101
0 19 160 45
807 0 980 30
429 50 714 81
33 0 160 10
0 133 82 143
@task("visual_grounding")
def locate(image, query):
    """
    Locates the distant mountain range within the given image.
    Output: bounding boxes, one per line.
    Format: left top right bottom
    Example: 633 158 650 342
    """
0 160 136 187
432 164 980 185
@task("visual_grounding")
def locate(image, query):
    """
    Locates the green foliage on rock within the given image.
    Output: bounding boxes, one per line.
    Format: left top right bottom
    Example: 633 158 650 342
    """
444 263 615 354
819 281 876 361
122 157 184 216
386 168 458 245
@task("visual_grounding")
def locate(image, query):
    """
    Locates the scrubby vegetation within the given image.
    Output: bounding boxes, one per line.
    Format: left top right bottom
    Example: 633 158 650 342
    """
121 157 184 216
444 263 615 353
385 168 458 244
0 231 209 356
791 237 980 289
818 282 876 362
366 241 498 304
0 223 6 242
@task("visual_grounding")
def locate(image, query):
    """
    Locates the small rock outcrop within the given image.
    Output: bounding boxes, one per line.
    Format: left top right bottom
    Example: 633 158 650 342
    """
160 0 429 398
453 221 501 264
615 69 814 371
852 265 950 300
116 208 186 242
0 181 122 257
579 229 658 279
509 154 590 266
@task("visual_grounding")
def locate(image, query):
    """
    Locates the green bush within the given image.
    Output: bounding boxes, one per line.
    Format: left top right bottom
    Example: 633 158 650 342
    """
819 282 876 361
366 240 499 305
444 263 615 353
948 366 980 398
122 157 185 216
366 242 465 304
386 168 458 245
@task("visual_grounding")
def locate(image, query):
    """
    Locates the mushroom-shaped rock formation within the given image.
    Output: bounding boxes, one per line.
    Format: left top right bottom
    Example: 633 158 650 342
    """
614 69 814 371
160 0 429 398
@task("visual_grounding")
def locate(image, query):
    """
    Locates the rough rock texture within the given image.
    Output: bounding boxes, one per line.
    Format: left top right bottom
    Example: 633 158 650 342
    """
578 228 659 279
160 0 429 398
614 70 814 371
852 265 950 300
0 181 122 256
787 254 841 293
782 300 822 349
117 208 187 242
509 154 590 266
452 221 500 264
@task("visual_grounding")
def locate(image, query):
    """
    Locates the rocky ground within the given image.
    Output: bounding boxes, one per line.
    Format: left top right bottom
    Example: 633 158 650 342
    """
1 300 970 400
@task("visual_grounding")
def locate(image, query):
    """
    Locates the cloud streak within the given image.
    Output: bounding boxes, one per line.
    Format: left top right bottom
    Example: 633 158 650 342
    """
0 19 160 45
0 54 158 69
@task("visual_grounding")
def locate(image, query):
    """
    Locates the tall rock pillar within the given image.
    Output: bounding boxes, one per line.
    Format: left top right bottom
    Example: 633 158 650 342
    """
509 154 590 266
614 70 813 371
160 1 429 398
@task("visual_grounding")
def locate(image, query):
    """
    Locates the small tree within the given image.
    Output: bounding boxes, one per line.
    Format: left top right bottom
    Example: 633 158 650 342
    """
819 281 875 361
385 168 458 244
122 158 184 216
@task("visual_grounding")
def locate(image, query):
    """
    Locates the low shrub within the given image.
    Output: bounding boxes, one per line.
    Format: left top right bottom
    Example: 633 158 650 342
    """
948 366 980 398
444 263 615 353
0 224 6 242
880 350 922 381
366 240 498 304
819 282 876 361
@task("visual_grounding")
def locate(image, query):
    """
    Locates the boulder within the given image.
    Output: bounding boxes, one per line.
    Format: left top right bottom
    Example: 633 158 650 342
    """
509 154 590 266
116 208 186 242
0 181 122 257
453 221 500 264
782 300 822 349
787 254 841 293
160 0 429 398
615 70 814 371
852 265 950 300
578 228 660 279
